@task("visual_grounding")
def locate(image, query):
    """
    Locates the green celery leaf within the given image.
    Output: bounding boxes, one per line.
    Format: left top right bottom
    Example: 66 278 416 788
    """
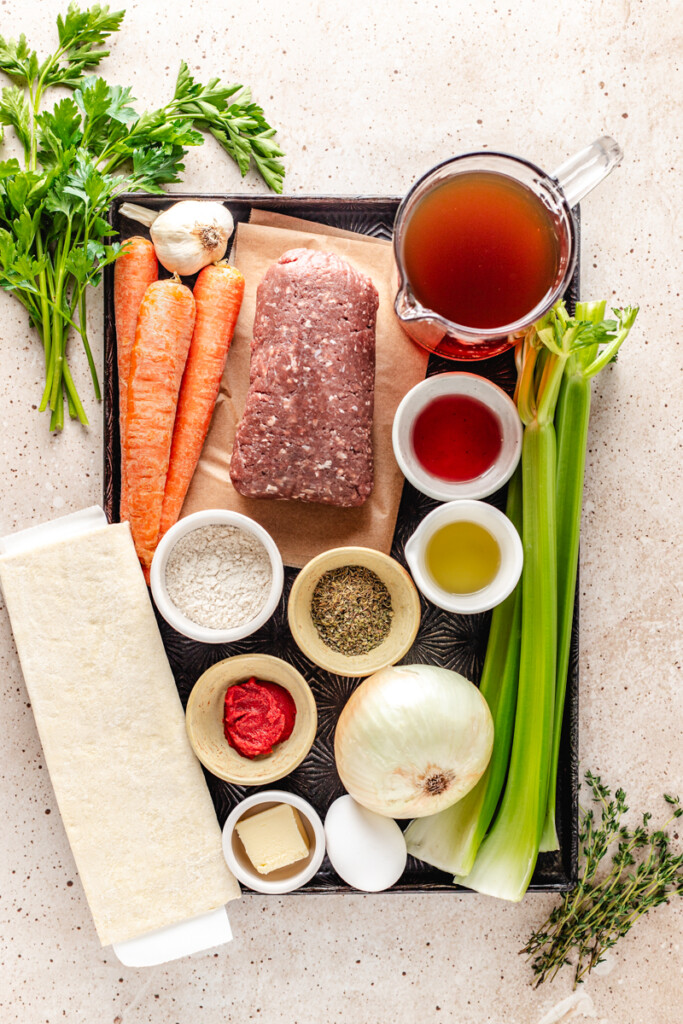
5 173 33 213
0 250 48 289
113 108 202 151
0 226 17 267
214 124 252 176
56 3 125 50
73 76 132 156
73 74 111 122
252 150 285 194
65 237 119 286
250 128 286 158
63 245 90 283
60 150 116 211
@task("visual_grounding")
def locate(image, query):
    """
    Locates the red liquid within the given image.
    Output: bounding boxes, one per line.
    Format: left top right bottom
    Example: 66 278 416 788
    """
411 394 503 482
403 172 560 330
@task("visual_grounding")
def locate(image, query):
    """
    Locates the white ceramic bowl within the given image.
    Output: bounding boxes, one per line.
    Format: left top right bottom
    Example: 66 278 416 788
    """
150 509 284 643
392 372 522 501
222 790 326 894
404 499 523 614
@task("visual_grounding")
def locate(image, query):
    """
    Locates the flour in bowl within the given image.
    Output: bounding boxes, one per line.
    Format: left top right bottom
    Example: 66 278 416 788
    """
165 525 273 629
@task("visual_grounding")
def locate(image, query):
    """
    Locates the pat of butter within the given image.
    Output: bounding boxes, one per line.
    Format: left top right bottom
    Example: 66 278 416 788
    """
236 804 310 875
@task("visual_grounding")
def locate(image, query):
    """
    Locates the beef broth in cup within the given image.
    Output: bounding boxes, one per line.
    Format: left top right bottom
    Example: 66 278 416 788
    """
393 138 623 360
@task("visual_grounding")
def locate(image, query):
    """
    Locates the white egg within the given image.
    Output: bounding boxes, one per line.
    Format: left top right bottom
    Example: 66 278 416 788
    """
324 794 407 892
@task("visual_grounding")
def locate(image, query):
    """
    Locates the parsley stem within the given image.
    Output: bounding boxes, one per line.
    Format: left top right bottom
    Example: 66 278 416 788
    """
48 218 72 410
78 288 100 401
62 359 87 424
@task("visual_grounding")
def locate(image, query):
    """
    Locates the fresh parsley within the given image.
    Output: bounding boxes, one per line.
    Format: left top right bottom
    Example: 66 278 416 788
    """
0 3 285 429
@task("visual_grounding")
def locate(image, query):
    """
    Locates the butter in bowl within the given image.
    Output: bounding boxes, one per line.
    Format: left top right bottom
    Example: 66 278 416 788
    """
185 654 317 785
222 791 326 894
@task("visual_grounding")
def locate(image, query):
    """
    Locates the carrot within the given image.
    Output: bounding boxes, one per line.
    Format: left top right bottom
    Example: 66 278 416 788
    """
123 278 196 579
158 263 245 538
114 236 158 522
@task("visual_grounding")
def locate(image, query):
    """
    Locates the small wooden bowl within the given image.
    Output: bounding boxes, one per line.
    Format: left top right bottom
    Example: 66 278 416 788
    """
186 654 317 785
287 547 421 678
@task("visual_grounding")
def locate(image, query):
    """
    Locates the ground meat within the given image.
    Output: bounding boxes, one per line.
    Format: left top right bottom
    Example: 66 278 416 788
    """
230 248 378 507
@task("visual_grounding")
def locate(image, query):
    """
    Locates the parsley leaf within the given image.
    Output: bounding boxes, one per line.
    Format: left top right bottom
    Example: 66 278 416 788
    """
0 86 31 156
0 34 40 87
36 97 83 165
44 3 125 88
171 62 285 192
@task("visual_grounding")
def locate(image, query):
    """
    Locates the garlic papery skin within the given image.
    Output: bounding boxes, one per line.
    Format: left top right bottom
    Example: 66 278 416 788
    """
119 202 160 229
334 664 494 819
121 200 234 275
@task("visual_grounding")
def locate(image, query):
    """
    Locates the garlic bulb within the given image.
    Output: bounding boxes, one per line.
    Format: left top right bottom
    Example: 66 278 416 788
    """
119 200 233 275
334 664 494 819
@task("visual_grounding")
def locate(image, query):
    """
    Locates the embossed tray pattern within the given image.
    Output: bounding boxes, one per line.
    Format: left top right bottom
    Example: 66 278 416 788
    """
103 195 579 893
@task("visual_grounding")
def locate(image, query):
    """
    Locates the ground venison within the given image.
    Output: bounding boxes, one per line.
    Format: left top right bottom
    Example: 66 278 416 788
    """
229 248 379 507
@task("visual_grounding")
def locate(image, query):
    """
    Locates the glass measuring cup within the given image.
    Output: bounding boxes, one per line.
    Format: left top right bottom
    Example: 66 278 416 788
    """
393 137 623 360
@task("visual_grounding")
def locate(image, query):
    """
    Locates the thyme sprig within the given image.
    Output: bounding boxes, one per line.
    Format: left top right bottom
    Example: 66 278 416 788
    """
522 771 683 988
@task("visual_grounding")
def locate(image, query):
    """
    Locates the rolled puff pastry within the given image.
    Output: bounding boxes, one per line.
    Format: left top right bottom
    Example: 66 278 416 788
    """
0 521 239 945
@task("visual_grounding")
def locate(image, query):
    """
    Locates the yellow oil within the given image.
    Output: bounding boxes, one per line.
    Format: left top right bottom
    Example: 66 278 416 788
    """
425 521 501 595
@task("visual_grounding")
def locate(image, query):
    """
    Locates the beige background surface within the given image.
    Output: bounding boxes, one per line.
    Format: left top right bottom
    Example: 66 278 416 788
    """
0 1 680 1022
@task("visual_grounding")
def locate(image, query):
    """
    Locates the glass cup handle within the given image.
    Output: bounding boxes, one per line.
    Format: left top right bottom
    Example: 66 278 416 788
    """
551 136 623 208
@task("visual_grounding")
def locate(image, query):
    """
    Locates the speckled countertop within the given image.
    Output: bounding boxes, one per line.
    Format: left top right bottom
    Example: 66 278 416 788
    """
0 1 681 1022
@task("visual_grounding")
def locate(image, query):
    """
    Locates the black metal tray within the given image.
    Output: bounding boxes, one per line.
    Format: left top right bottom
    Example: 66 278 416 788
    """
103 194 579 893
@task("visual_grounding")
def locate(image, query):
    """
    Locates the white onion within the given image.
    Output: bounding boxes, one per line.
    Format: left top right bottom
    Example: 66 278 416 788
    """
334 664 494 819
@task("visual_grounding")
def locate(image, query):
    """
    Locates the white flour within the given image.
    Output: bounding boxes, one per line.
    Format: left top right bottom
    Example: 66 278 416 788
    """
165 525 273 630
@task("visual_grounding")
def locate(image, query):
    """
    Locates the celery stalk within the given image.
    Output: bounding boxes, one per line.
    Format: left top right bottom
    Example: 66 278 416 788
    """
540 302 638 851
455 307 578 900
455 417 558 899
404 468 522 876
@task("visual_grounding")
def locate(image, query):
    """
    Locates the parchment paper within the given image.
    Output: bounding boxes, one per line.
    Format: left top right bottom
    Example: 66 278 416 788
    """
182 213 429 568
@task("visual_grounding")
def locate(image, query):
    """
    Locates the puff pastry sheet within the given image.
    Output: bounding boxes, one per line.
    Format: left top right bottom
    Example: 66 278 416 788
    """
0 521 239 945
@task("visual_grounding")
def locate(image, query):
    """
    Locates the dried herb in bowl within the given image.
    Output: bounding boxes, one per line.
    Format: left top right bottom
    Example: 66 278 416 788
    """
310 565 393 657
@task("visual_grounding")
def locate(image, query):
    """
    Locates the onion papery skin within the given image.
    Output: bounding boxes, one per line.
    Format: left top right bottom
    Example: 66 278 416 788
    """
334 665 494 819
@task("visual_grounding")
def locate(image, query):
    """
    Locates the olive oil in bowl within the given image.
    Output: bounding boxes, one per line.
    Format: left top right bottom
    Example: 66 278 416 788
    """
425 521 501 595
404 498 523 615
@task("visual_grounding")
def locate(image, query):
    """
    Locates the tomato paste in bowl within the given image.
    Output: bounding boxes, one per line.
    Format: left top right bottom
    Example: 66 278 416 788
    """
223 677 297 759
185 653 317 786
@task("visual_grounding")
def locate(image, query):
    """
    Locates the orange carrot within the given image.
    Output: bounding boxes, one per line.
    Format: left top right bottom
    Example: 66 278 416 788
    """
114 236 158 522
158 263 245 538
123 278 196 578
